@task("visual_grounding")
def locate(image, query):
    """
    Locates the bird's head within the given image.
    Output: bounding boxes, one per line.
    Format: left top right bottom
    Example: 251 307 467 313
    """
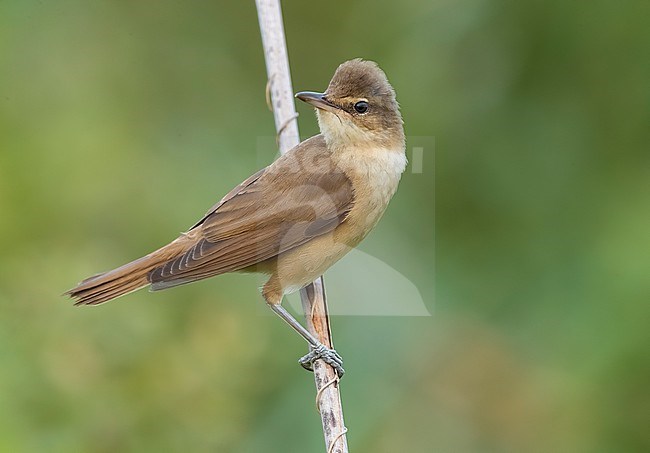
296 59 404 150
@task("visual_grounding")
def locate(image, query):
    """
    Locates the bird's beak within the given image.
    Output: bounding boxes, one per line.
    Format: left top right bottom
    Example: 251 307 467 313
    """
295 91 340 114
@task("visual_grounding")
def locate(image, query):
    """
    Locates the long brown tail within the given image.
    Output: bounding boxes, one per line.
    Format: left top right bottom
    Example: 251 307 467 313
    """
66 239 189 306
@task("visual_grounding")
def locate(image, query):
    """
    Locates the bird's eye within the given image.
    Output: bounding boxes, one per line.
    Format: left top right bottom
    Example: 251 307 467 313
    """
353 101 369 114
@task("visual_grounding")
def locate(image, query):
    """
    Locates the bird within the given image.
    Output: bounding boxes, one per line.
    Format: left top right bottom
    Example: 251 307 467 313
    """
66 59 406 376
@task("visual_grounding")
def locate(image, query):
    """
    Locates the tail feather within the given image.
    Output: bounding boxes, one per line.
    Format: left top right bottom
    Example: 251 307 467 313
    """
66 240 189 306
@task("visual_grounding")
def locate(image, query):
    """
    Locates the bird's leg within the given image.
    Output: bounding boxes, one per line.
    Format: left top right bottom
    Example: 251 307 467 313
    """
298 343 345 376
268 303 345 377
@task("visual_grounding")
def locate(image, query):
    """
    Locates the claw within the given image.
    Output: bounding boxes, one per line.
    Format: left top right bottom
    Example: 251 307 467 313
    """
299 343 345 377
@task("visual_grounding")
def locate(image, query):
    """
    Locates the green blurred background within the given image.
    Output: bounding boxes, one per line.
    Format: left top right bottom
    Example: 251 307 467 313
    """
1 0 648 451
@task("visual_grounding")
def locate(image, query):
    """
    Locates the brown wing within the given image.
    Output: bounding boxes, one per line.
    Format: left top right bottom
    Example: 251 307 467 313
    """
149 135 354 290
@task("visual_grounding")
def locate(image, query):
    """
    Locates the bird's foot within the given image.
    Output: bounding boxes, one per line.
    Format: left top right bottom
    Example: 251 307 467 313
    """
299 343 345 377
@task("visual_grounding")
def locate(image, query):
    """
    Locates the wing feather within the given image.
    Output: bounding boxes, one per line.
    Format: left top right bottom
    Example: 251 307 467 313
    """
149 135 354 288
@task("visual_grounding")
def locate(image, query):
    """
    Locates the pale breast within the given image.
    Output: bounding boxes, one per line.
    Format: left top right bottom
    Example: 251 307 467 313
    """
334 146 407 244
272 146 406 295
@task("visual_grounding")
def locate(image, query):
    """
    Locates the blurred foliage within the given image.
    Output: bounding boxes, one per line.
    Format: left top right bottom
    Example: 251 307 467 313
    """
1 0 648 452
